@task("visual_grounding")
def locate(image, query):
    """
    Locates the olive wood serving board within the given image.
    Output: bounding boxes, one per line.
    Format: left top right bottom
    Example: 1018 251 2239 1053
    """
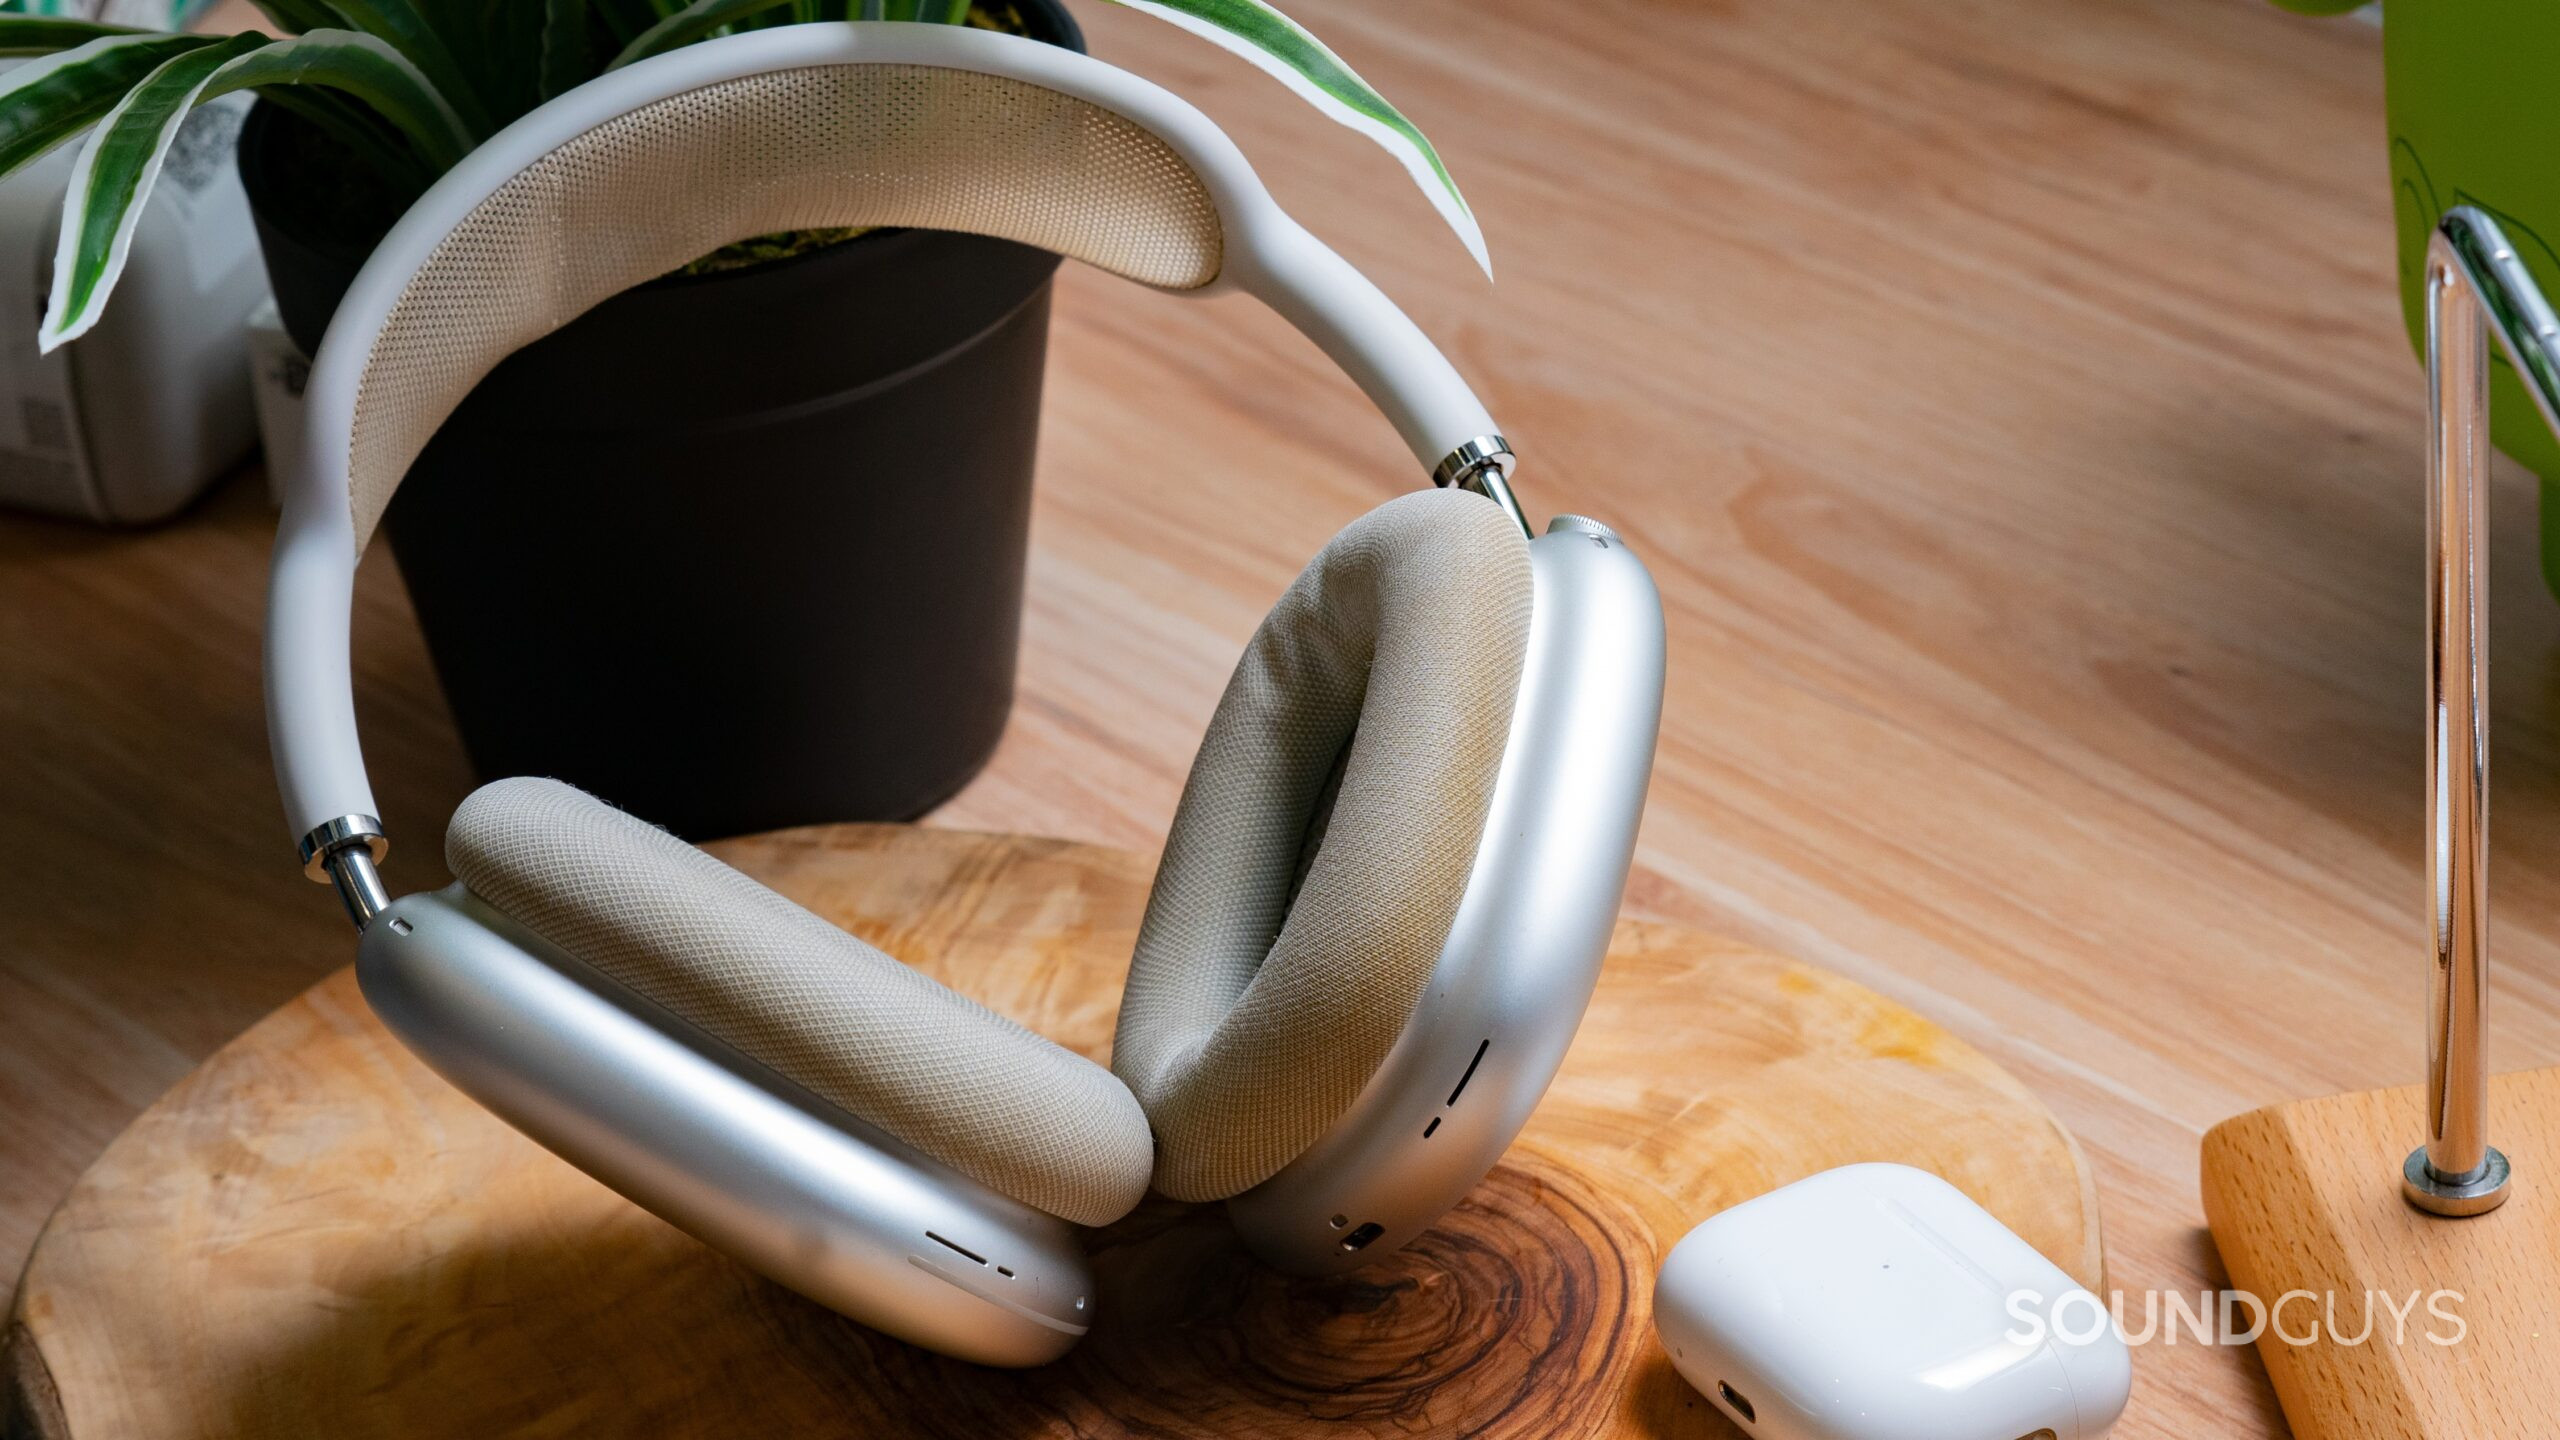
5 825 2101 1439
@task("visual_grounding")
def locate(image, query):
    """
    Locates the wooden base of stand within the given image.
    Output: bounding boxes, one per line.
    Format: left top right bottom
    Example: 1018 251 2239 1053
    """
7 826 2104 1439
2202 1068 2560 1440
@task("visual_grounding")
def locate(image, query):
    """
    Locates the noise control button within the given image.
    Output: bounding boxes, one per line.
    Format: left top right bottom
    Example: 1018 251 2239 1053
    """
1546 514 1621 546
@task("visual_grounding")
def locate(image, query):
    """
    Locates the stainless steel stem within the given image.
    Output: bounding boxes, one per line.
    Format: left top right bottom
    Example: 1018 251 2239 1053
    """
297 814 392 932
1431 435 1532 539
2402 207 2560 1216
1463 465 1533 540
326 847 392 930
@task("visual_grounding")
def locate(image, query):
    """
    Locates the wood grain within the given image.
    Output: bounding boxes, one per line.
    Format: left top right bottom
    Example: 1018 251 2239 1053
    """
5 825 2097 1439
2201 1068 2560 1440
0 1 2505 1435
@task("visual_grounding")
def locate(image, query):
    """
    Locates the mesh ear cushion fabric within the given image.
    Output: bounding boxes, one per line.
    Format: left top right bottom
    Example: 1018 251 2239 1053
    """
1111 490 1534 1202
445 777 1154 1227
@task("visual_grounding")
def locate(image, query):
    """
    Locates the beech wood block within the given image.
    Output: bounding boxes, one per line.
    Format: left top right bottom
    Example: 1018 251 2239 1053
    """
5 826 2101 1439
2201 1070 2560 1440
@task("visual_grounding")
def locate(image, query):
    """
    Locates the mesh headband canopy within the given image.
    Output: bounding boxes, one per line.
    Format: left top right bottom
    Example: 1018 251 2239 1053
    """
273 26 1507 848
344 62 1226 547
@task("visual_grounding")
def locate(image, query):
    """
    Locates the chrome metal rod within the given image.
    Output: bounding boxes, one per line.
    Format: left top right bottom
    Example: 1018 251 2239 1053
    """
1432 435 1533 539
325 846 392 931
2414 229 2498 1207
2401 207 2560 1217
1464 465 1533 539
297 814 392 932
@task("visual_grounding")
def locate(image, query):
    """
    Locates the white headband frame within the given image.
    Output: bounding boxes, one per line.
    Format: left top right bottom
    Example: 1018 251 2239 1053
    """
267 22 1520 891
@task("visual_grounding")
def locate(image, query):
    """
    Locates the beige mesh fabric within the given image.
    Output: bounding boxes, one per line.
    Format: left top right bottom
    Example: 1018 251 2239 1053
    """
1111 490 1533 1202
346 63 1224 548
446 776 1155 1227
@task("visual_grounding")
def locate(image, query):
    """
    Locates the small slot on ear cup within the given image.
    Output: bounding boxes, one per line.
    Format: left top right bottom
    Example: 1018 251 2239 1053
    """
446 776 1153 1227
1112 489 1534 1201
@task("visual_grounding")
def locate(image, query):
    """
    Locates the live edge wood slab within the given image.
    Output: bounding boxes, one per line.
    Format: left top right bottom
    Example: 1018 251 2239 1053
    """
5 826 2101 1440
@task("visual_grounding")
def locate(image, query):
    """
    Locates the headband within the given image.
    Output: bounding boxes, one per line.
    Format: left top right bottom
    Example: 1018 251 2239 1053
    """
266 23 1522 918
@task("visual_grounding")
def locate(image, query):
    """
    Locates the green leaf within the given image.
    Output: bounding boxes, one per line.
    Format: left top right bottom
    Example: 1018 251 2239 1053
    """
1097 0 1489 277
44 32 262 348
604 0 792 69
0 31 212 177
538 0 589 100
222 30 471 164
318 0 496 137
0 18 147 55
43 29 474 348
247 0 337 33
448 0 550 121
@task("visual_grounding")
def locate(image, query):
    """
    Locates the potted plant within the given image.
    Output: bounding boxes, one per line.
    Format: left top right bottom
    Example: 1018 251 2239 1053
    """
0 0 1486 837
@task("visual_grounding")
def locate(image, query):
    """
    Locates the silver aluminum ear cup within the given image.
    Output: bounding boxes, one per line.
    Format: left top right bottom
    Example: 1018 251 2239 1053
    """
1111 490 1535 1203
358 887 1098 1366
1226 515 1664 1273
444 776 1154 1229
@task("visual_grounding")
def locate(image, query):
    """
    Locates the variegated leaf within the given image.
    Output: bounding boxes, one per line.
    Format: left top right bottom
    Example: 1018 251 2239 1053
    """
1098 0 1488 276
44 29 470 347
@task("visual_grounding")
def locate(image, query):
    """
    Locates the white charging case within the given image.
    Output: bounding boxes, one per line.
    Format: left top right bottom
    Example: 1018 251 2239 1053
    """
1653 1163 2130 1440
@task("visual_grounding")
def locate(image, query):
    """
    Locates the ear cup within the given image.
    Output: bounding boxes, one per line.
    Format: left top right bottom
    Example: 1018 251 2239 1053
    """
1111 489 1534 1202
446 777 1154 1227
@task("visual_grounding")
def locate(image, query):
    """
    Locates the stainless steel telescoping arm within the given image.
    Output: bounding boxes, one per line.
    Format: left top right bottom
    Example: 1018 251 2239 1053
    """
2403 206 2560 1217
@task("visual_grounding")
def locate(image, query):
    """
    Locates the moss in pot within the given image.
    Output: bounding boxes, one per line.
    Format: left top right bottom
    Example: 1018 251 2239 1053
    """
0 0 1488 839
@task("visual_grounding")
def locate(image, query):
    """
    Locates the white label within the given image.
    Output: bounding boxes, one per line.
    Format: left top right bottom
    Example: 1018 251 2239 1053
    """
0 140 93 516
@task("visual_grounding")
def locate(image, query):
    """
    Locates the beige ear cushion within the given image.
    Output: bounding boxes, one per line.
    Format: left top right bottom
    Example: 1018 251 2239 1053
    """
1110 490 1534 1202
445 777 1154 1227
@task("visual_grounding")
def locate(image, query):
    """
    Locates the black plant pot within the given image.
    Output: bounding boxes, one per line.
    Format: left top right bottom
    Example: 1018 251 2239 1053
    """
238 6 1083 841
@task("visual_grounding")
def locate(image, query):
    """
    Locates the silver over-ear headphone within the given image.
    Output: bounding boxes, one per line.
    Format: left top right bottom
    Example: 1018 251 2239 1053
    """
267 24 1663 1367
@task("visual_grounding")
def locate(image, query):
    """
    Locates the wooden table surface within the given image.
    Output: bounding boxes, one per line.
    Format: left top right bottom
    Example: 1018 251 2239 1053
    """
0 2 2506 1436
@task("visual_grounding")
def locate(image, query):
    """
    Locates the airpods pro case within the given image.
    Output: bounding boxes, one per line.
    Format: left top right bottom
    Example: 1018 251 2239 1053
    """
1652 1163 2130 1440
